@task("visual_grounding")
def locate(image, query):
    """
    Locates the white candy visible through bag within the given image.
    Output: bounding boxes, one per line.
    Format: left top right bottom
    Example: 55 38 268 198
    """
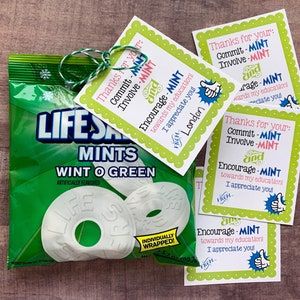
125 182 190 236
41 186 136 262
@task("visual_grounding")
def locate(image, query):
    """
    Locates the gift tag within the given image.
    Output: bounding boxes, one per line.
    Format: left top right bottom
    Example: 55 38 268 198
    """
193 10 300 109
74 16 240 175
184 168 281 285
200 103 300 225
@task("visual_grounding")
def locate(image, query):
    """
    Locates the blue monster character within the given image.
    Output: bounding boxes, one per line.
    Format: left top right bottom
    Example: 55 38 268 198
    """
249 249 269 271
265 193 286 214
280 95 300 110
198 80 221 105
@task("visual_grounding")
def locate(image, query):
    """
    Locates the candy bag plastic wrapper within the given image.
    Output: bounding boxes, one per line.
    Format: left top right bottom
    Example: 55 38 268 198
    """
8 54 198 269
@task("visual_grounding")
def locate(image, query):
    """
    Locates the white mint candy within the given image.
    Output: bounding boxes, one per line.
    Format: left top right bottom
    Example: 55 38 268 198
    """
125 182 190 237
41 186 136 262
93 156 153 196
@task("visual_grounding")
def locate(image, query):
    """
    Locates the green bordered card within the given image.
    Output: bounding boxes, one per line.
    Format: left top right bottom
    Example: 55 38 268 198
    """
200 102 300 225
192 9 300 110
74 16 240 175
184 167 280 285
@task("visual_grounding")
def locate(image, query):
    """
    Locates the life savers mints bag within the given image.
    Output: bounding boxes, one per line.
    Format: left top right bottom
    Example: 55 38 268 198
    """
8 54 198 269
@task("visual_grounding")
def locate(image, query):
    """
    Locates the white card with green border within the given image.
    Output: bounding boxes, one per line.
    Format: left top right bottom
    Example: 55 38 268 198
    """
74 16 240 175
184 167 280 285
192 9 300 110
200 102 300 225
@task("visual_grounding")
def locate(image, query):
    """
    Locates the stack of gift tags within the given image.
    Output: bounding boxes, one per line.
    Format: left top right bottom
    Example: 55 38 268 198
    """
185 9 300 285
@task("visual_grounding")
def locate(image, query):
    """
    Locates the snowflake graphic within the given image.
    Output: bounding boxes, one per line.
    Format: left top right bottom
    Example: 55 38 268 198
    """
42 91 54 102
40 69 51 80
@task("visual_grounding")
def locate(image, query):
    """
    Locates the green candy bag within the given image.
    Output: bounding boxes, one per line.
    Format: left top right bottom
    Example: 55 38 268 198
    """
8 54 198 268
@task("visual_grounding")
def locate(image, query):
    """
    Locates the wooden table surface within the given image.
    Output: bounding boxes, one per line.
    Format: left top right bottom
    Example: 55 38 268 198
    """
1 1 300 299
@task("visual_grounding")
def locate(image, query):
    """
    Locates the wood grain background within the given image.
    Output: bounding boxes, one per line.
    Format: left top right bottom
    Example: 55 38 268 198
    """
1 1 300 299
